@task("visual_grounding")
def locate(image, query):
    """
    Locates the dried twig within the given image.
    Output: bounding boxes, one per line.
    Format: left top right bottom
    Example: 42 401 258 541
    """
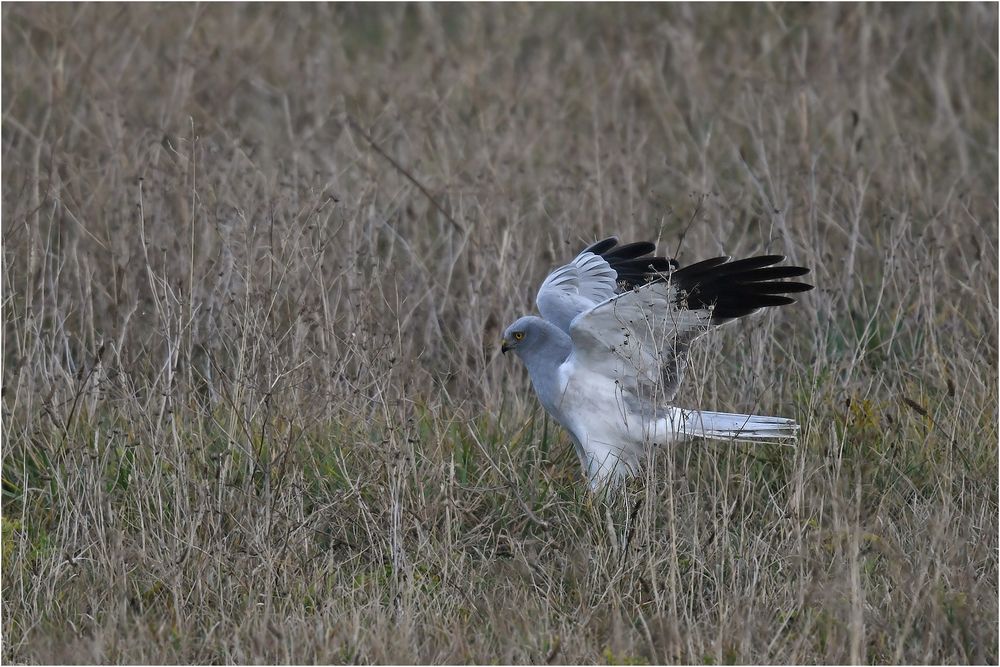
345 114 466 235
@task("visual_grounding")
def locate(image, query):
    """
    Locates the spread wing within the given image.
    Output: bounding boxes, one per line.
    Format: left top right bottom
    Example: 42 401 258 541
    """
536 237 676 333
568 255 813 402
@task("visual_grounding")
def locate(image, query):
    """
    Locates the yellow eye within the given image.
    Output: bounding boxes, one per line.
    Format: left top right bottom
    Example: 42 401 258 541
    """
513 331 525 341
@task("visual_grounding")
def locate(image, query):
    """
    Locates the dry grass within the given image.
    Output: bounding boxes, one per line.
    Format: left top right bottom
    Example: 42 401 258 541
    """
2 3 997 664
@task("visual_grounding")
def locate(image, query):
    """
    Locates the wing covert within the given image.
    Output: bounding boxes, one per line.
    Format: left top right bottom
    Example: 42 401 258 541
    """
567 253 813 401
536 251 618 334
568 281 711 402
536 237 677 333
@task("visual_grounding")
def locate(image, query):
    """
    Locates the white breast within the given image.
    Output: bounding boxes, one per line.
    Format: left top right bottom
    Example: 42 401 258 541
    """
553 355 652 483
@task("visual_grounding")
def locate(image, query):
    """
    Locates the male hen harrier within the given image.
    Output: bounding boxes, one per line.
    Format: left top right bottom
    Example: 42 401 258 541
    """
501 237 813 488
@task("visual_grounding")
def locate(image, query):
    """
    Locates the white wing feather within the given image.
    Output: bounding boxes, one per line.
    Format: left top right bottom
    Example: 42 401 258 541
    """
536 251 619 333
567 280 713 402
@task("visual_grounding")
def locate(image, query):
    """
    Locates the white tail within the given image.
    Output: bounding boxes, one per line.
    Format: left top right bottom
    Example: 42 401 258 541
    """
676 409 799 443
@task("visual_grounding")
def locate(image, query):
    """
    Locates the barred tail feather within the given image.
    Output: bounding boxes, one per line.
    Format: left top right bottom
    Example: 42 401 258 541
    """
678 409 799 443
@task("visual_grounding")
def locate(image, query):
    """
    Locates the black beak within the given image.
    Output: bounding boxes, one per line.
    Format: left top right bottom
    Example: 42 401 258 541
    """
501 340 511 354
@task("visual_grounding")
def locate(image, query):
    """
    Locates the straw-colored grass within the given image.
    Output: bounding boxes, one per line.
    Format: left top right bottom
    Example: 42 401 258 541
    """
3 3 997 663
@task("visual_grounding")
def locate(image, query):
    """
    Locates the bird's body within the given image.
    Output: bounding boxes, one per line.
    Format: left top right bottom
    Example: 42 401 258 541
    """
502 238 813 489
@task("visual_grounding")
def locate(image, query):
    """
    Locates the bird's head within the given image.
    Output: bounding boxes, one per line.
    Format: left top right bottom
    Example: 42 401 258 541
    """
501 316 546 356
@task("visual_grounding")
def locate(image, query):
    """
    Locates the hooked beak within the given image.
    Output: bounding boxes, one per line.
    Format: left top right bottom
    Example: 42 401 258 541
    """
501 338 512 354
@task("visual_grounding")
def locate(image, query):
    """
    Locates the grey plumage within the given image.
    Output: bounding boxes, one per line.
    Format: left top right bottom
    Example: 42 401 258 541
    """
503 237 812 488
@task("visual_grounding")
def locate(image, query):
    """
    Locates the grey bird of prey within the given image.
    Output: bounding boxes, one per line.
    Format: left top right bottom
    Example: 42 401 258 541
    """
501 237 813 489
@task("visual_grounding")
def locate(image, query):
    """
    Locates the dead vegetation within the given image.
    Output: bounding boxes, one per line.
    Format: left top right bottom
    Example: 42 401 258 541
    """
2 3 997 664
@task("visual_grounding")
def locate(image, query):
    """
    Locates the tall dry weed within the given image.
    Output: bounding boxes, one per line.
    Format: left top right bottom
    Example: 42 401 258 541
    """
2 4 997 663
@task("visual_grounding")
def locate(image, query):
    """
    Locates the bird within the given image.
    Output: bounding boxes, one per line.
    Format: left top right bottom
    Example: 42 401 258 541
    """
500 237 813 489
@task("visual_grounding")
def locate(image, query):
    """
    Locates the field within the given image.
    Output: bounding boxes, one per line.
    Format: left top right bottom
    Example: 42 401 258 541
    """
2 3 997 664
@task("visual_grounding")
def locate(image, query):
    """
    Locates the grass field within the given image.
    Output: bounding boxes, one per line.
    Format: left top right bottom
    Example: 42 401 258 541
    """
2 3 997 664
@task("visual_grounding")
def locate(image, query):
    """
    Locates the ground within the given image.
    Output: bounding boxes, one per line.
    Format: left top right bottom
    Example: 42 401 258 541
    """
2 4 997 664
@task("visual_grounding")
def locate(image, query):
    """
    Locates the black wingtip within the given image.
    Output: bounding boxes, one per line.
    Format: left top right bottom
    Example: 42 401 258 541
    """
584 237 620 256
584 237 677 289
672 254 814 322
602 241 658 261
